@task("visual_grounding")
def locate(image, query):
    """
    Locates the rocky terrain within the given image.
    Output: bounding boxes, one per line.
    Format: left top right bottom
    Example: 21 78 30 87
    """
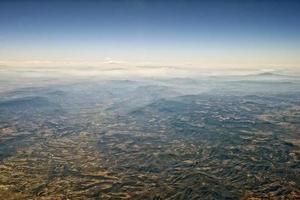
0 72 299 199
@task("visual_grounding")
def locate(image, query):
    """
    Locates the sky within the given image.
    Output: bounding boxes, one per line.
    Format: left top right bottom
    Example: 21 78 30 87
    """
0 0 300 69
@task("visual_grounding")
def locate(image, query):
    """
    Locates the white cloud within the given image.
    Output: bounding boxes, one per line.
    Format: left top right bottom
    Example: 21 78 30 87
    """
103 57 127 65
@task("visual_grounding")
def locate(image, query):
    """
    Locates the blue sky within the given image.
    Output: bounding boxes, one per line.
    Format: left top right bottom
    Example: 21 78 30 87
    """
0 0 299 68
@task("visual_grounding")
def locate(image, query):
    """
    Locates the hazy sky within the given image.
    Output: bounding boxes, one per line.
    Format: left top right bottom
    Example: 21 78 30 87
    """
0 0 299 69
